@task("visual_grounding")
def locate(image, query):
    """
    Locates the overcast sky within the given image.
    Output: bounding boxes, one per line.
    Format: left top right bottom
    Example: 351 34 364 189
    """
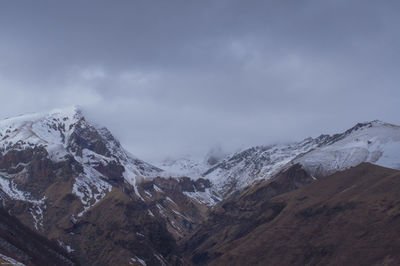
0 0 399 162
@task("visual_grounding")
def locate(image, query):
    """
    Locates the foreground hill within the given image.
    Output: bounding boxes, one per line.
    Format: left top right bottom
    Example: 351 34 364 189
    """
0 208 76 265
183 163 400 265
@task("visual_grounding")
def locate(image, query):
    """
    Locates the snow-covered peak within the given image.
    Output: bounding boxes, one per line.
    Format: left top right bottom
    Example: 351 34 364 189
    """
200 120 400 197
353 120 394 128
0 106 159 173
0 106 82 129
296 120 400 176
0 106 84 158
203 137 324 196
0 106 161 217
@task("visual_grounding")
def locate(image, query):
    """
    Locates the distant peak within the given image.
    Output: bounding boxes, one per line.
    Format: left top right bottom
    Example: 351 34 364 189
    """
365 120 385 126
328 120 399 143
367 120 400 128
360 120 399 129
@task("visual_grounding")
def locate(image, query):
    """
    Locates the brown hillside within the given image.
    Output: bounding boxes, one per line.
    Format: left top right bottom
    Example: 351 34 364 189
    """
183 163 400 266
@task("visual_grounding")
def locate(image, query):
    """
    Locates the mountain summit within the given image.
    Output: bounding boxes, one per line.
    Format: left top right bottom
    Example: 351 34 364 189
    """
0 106 161 217
0 107 209 265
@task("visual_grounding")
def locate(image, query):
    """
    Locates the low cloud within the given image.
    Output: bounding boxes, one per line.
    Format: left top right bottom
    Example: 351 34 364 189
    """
0 1 399 162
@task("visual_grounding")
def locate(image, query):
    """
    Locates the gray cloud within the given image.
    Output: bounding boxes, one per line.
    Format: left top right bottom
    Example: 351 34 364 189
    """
0 0 399 162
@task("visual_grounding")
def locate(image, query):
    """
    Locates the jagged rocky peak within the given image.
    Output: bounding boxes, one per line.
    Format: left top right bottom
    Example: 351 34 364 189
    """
0 106 80 153
0 106 163 224
0 106 161 175
0 106 114 160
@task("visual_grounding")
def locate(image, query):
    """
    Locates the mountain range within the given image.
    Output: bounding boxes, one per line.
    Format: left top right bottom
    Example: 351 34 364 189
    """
0 107 399 265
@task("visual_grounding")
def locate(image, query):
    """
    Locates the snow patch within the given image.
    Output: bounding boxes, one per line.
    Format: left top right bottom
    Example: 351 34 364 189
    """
0 253 26 266
0 176 46 229
147 209 155 217
130 256 146 266
57 240 74 253
183 188 221 206
72 165 112 217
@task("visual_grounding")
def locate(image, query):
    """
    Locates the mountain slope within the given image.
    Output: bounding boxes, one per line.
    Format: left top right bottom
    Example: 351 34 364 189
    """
0 106 162 218
0 107 208 265
0 207 77 266
202 120 400 197
203 137 325 196
1 107 399 265
295 120 400 176
183 163 400 265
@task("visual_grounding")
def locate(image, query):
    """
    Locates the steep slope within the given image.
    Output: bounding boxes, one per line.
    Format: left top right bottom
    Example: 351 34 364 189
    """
0 106 162 217
182 164 315 264
0 207 77 266
0 107 207 265
183 163 400 265
202 137 325 196
138 177 213 240
158 156 223 206
202 120 400 197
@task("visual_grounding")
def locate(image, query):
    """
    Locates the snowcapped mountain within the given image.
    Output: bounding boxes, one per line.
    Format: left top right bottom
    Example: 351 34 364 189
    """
294 120 400 177
202 137 325 196
0 106 162 217
0 107 211 265
201 120 400 197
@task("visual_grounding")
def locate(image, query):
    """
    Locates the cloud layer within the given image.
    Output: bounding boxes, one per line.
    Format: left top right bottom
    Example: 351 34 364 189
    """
0 0 399 162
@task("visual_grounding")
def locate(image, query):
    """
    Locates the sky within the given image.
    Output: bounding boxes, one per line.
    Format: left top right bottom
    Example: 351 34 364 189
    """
0 0 399 162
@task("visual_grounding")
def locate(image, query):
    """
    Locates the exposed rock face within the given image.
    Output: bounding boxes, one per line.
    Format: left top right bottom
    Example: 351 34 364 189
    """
182 163 400 265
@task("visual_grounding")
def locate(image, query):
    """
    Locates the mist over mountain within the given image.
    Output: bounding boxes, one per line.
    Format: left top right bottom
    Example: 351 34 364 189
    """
1 1 400 161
